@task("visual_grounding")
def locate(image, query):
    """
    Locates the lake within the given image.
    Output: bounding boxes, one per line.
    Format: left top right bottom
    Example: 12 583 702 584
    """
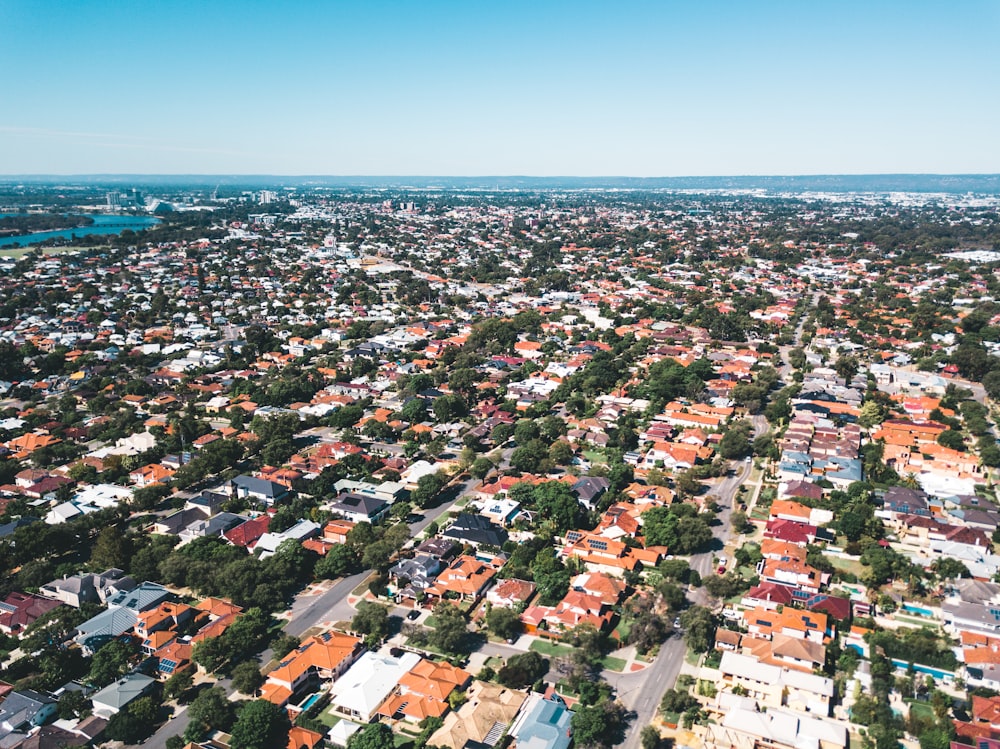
0 214 160 248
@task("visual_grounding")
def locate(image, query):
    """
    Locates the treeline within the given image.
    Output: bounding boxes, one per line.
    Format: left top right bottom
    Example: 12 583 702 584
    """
0 213 94 235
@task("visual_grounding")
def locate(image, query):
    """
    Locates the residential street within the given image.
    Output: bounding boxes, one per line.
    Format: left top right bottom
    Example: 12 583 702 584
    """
618 449 759 749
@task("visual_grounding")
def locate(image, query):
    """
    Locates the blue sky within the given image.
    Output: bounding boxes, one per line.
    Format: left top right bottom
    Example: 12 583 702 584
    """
1 0 998 175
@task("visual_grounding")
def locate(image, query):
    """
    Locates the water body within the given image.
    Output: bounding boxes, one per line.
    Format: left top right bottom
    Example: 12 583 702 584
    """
0 214 160 248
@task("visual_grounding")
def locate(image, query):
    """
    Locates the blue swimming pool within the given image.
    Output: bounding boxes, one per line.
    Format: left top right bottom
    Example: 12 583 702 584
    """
890 659 953 681
902 604 934 617
301 693 322 711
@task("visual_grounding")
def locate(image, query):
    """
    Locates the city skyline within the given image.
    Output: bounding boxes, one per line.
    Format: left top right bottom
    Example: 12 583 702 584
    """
2 0 999 176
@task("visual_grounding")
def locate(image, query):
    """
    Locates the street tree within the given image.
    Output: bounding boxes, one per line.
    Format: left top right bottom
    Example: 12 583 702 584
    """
229 700 291 749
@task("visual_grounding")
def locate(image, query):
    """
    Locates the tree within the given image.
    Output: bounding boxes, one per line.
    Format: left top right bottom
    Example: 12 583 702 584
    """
571 700 632 749
163 668 194 702
104 695 159 744
513 419 541 445
931 557 971 581
680 606 716 653
548 439 574 466
315 543 359 578
411 471 448 508
231 661 265 696
859 401 887 429
352 601 390 644
187 686 233 732
88 639 137 687
272 633 301 660
497 651 548 688
730 511 753 535
834 355 859 382
717 420 752 460
641 724 663 749
703 573 746 599
470 456 494 479
660 688 700 715
428 602 470 654
346 721 394 749
509 439 549 474
57 690 88 720
400 397 428 424
936 430 966 451
89 525 133 570
531 481 585 534
229 700 291 749
486 606 522 642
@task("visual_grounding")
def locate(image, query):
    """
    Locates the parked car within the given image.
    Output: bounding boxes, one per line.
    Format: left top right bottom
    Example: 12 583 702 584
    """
406 609 421 620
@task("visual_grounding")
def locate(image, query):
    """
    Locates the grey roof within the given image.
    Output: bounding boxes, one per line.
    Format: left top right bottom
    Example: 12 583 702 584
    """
183 511 247 537
510 695 572 749
230 475 288 499
0 690 57 731
330 493 389 518
414 537 457 558
157 507 208 534
883 486 930 512
105 582 171 613
389 555 442 587
572 477 610 503
91 674 156 711
952 578 1000 604
442 513 508 548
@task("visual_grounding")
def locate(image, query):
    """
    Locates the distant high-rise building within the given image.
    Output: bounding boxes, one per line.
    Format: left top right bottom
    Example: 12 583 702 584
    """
258 190 278 204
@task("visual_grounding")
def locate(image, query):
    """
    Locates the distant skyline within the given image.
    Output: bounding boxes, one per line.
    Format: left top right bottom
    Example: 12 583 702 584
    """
2 1 999 176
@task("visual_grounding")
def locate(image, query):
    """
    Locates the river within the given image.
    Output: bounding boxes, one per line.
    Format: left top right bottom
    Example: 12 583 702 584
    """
0 214 160 248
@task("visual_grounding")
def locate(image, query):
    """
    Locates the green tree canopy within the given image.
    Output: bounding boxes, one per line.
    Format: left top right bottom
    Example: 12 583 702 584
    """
229 700 292 749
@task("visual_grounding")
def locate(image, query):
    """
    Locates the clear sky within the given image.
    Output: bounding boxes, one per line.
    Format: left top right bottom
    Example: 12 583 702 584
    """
1 0 999 176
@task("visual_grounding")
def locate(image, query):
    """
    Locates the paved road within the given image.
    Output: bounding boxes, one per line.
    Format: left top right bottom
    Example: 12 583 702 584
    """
140 675 232 749
777 291 819 381
616 635 686 749
140 703 191 749
617 421 765 749
283 453 511 638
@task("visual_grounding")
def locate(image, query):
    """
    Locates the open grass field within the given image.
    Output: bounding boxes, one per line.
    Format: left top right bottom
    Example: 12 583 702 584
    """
0 244 95 258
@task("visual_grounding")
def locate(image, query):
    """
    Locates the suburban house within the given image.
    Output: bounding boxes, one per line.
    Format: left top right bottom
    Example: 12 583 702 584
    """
508 693 573 749
228 475 290 505
39 568 136 608
90 674 158 718
428 680 528 749
327 493 390 525
441 513 508 549
261 631 364 709
329 650 422 722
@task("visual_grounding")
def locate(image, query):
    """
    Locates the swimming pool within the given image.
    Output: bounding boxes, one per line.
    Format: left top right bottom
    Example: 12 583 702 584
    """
890 659 953 681
300 693 322 711
901 604 934 617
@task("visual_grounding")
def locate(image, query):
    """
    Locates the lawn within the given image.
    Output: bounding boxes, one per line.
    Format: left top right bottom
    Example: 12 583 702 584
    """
313 710 341 729
828 555 866 578
0 245 93 258
601 655 627 672
613 619 633 643
583 449 607 465
530 639 574 658
350 573 377 596
893 614 939 629
907 701 935 721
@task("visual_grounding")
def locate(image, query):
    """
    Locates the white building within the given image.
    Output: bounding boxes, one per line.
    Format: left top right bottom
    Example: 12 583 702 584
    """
328 651 421 722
